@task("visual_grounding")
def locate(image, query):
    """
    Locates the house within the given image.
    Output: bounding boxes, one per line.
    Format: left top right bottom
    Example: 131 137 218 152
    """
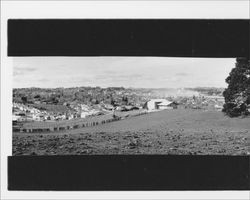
214 104 223 111
80 111 89 118
115 106 131 112
116 106 126 111
247 105 250 112
103 104 114 111
12 115 21 122
66 114 74 120
206 96 225 103
143 99 178 111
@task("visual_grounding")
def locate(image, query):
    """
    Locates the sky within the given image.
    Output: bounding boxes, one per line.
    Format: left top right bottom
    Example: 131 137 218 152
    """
13 57 235 89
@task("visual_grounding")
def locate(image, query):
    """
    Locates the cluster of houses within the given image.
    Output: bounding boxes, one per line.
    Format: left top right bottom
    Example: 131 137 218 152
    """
12 99 174 124
179 95 225 110
12 94 225 125
12 102 136 123
142 95 225 112
12 102 107 123
12 102 48 122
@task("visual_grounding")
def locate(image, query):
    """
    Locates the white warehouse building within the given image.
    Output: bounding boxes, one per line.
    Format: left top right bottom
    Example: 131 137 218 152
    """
143 99 178 111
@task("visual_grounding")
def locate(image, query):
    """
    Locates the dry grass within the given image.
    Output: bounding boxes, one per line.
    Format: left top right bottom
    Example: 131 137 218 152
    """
13 109 250 155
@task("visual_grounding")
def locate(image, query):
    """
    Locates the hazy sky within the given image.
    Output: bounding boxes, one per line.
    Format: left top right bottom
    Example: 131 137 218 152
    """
13 57 235 88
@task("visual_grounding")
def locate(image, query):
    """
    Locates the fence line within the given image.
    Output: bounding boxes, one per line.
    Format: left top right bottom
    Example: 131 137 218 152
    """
13 110 148 133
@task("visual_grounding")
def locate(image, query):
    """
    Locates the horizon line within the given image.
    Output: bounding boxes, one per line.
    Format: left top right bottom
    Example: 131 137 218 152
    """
13 86 226 90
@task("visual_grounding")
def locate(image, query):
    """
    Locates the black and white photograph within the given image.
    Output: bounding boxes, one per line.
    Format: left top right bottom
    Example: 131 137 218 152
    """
1 0 250 199
12 57 250 156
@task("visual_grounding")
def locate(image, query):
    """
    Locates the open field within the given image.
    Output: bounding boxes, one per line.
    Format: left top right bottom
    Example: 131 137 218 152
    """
13 109 250 155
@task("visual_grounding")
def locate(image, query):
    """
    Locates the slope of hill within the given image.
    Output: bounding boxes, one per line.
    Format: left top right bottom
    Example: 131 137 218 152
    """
13 109 250 155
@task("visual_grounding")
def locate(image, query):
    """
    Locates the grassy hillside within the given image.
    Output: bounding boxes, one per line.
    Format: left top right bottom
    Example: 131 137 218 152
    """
13 109 250 155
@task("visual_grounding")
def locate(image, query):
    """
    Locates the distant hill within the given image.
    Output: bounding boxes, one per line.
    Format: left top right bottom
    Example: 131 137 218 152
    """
12 86 224 107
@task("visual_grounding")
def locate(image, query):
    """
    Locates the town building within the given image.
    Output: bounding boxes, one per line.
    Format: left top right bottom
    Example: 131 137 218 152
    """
143 99 178 111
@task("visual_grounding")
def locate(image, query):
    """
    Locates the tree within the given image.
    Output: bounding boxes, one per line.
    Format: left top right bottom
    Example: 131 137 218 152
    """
34 94 41 99
122 96 128 105
21 96 27 104
222 57 250 117
110 97 115 106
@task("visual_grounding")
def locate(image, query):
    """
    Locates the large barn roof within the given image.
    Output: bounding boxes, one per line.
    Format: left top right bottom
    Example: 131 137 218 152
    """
157 101 173 106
